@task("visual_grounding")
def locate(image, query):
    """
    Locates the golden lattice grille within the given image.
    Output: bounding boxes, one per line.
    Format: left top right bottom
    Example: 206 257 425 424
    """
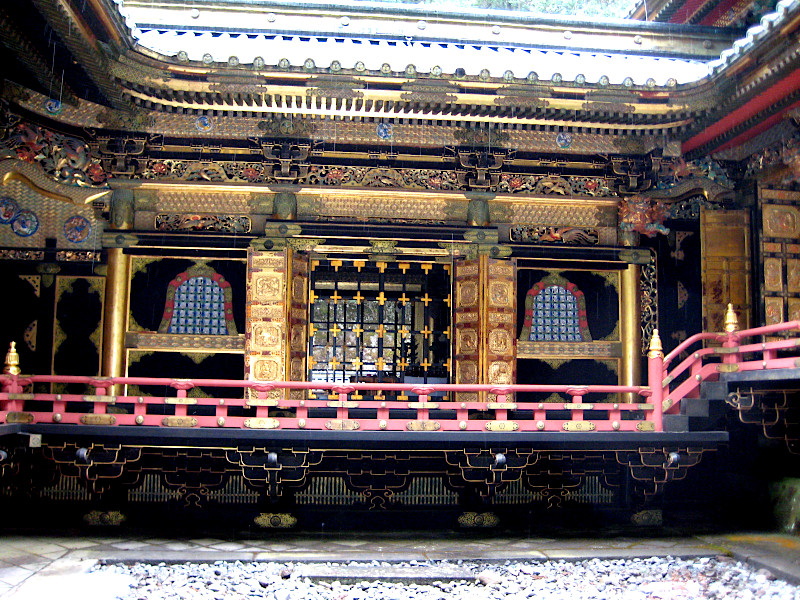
309 260 450 389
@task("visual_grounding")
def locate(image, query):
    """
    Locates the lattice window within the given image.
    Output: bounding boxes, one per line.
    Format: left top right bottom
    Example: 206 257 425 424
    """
520 275 591 342
309 261 450 388
158 267 237 335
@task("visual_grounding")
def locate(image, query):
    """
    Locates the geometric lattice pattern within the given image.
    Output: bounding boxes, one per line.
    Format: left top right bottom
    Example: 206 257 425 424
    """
168 276 227 334
159 268 236 335
530 286 582 342
309 261 450 387
520 275 591 342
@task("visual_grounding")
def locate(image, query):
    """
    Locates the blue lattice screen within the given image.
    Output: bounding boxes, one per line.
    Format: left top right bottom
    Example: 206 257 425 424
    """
529 285 583 342
168 276 228 335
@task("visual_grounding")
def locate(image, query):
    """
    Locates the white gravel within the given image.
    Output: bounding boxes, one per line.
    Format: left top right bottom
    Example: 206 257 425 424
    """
98 556 800 600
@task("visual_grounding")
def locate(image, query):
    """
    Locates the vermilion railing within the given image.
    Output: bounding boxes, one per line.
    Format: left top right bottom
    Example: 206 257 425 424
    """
660 319 800 415
0 374 659 433
2 316 799 434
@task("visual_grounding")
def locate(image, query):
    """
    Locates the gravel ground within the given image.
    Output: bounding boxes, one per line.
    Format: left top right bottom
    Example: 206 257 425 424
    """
98 557 800 600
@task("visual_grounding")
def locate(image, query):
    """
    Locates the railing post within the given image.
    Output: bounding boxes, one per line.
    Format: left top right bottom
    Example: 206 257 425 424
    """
647 329 664 431
722 303 740 364
3 342 23 411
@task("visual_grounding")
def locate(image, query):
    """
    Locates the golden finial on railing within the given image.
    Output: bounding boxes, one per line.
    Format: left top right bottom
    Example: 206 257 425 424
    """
648 329 664 359
4 342 20 376
724 303 739 333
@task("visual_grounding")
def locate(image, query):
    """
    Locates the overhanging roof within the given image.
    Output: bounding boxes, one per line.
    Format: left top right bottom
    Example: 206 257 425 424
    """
117 0 740 86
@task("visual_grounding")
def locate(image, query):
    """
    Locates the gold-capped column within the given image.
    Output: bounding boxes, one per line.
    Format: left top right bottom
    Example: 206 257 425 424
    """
101 189 136 396
101 244 133 395
620 262 643 403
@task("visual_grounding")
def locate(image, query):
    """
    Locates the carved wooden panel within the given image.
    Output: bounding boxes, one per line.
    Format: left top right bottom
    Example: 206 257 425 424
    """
701 208 751 332
453 257 516 401
485 258 516 401
453 259 481 402
758 188 800 329
246 249 288 397
287 250 309 399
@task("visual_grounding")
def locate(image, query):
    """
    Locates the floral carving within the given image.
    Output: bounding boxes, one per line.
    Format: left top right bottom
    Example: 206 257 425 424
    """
658 156 733 188
0 111 108 187
155 214 251 233
510 226 599 245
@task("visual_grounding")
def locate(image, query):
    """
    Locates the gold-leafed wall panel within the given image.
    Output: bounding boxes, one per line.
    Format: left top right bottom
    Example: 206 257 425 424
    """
452 257 516 401
287 251 309 398
485 258 516 399
246 249 288 395
758 188 800 329
453 259 481 402
701 208 751 332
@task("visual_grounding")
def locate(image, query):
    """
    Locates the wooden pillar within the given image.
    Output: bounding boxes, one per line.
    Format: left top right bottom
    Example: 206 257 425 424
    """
620 263 642 402
101 246 131 395
101 189 135 396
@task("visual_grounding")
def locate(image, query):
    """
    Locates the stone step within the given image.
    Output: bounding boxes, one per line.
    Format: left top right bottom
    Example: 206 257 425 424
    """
295 563 474 584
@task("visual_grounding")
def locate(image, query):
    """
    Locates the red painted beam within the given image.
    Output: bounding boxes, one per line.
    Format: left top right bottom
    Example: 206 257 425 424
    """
712 98 800 154
682 68 800 154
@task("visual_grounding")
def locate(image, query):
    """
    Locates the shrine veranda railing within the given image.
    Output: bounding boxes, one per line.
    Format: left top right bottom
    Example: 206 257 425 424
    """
661 320 800 416
0 377 658 433
1 317 798 434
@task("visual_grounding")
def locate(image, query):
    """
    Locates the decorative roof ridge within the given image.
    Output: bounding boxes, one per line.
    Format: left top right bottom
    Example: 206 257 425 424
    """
708 0 800 74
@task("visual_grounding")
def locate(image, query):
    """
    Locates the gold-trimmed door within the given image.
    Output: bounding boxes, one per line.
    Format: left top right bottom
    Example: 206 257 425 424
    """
453 259 481 402
246 248 288 396
453 256 516 401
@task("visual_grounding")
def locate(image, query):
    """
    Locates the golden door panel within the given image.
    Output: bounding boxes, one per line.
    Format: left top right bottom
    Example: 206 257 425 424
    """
456 360 479 384
455 312 479 324
251 323 283 350
488 360 512 384
488 261 514 278
701 209 751 332
488 329 512 354
788 259 800 293
788 298 800 322
764 258 783 292
764 297 784 325
292 275 307 303
252 357 283 381
453 259 482 398
488 280 513 308
456 280 479 307
252 273 284 302
763 204 800 238
250 305 284 320
290 357 305 381
456 328 479 354
246 249 289 384
290 324 306 351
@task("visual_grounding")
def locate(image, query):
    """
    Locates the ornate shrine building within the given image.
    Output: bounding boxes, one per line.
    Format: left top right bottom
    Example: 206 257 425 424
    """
0 0 800 530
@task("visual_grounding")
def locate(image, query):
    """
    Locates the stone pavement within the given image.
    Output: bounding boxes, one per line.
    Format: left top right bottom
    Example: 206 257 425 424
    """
1 532 799 598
